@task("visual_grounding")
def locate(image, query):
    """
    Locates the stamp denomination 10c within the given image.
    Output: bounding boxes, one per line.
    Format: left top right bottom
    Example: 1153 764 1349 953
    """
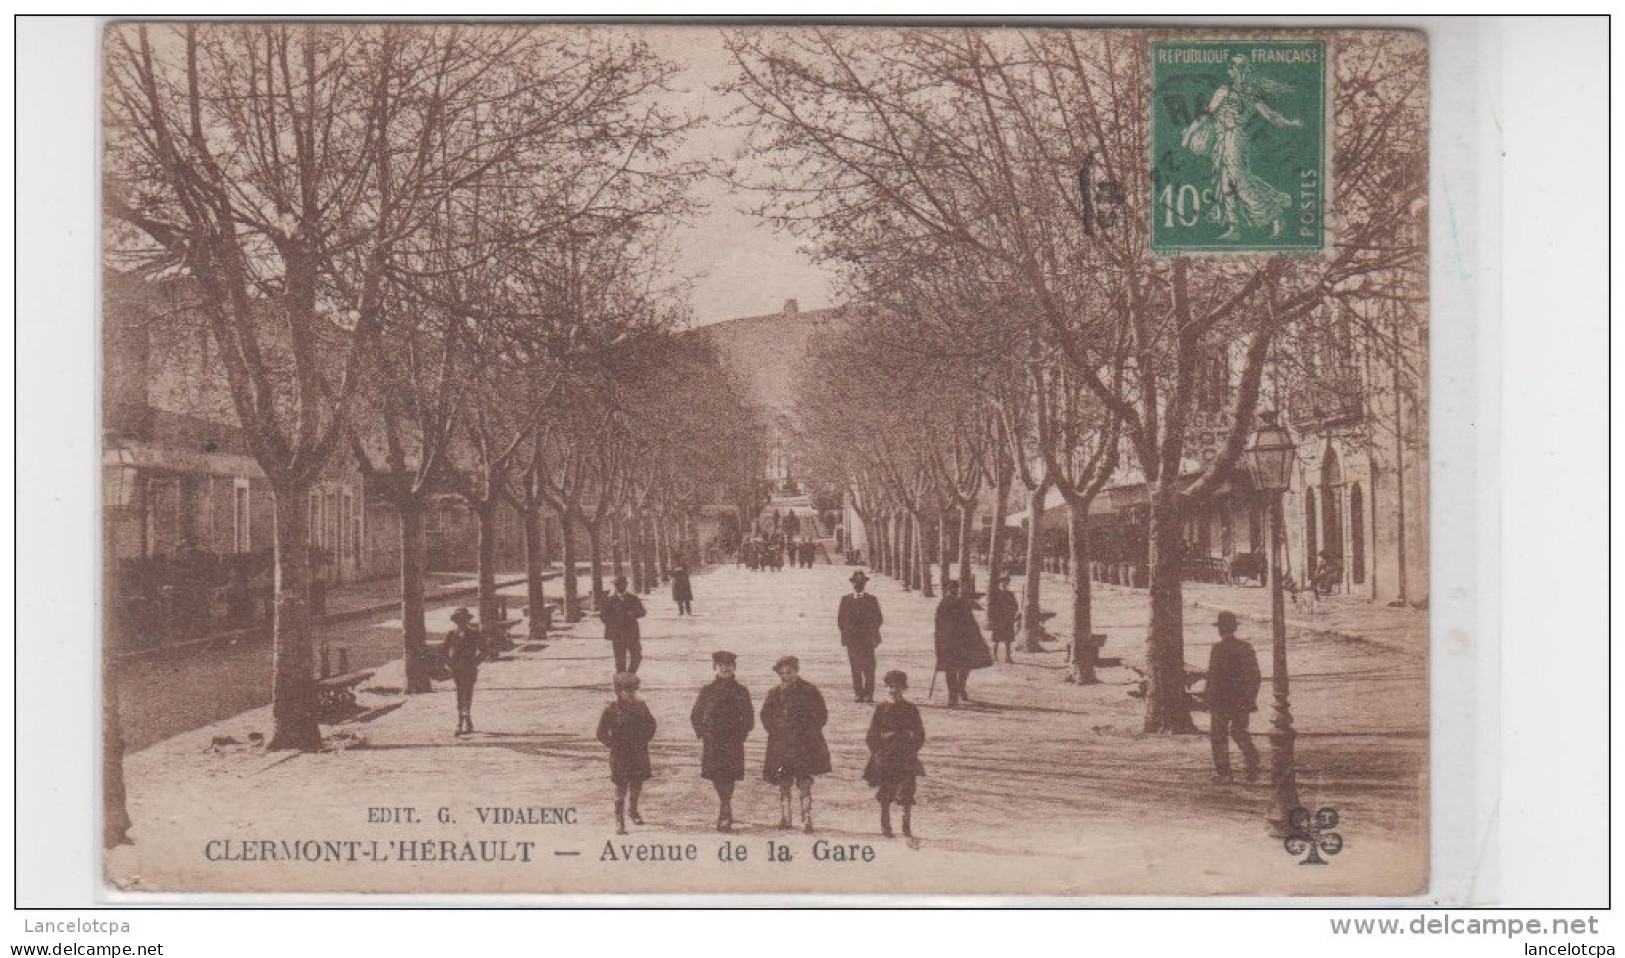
1151 39 1327 254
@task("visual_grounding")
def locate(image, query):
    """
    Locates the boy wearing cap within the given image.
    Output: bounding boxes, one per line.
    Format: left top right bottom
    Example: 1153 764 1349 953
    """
690 651 755 832
443 607 485 736
761 656 831 833
864 670 926 839
837 570 884 702
599 575 647 674
597 672 657 834
1206 611 1263 783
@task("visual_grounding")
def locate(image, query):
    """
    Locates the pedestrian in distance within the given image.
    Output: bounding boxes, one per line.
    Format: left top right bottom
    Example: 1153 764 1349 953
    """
1206 611 1263 784
596 672 657 834
986 575 1019 664
691 650 755 832
864 670 925 839
934 580 993 707
599 575 647 674
761 655 831 833
837 570 883 702
672 562 694 616
443 607 485 736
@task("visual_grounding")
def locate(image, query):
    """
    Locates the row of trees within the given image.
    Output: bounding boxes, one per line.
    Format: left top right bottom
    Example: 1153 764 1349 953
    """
728 28 1428 731
103 23 764 752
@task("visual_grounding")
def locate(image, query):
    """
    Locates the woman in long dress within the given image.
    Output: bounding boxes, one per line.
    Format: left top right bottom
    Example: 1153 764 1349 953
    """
1182 55 1303 241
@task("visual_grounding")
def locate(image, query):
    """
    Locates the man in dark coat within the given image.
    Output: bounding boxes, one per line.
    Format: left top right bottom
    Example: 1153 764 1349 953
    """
443 607 485 735
986 575 1020 664
934 581 993 707
837 570 884 702
864 670 925 839
1206 611 1263 783
599 575 647 674
761 655 831 833
671 563 694 616
596 672 657 834
690 650 754 832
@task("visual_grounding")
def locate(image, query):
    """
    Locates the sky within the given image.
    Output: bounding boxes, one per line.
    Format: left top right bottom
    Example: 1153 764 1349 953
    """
640 27 840 327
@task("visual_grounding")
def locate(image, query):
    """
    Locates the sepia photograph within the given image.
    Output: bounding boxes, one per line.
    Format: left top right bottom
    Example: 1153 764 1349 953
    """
94 20 1432 898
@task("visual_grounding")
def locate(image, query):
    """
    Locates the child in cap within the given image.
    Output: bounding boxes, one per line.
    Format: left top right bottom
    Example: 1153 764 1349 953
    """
863 670 926 838
596 671 657 834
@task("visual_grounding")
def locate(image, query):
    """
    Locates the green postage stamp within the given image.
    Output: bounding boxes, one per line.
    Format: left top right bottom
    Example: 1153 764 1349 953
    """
1151 39 1327 254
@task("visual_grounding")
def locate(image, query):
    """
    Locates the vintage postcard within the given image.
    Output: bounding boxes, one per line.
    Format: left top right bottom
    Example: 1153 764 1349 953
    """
100 21 1429 897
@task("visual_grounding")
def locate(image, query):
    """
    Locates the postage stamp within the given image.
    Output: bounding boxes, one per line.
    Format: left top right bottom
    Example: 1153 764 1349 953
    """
98 22 1427 899
1151 39 1328 254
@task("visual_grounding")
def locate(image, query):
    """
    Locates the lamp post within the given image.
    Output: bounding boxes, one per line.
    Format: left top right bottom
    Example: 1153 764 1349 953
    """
1244 411 1300 836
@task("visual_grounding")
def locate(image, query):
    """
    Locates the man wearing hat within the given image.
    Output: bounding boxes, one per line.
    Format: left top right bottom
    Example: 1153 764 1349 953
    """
690 651 755 832
1205 611 1263 783
863 670 926 839
443 607 485 735
760 656 831 833
837 570 884 702
599 575 647 674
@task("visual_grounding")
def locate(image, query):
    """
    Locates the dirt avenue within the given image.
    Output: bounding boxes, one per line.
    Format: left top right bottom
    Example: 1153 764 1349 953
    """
111 561 1425 896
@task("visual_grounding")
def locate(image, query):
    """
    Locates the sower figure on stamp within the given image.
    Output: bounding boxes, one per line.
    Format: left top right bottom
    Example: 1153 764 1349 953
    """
838 570 883 702
443 607 485 736
691 650 755 832
1206 611 1263 783
934 581 994 707
671 562 694 616
599 575 647 674
864 670 925 839
986 575 1019 664
596 672 657 834
761 655 831 833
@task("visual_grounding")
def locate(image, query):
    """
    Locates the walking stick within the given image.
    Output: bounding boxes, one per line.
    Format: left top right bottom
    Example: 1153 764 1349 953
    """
927 666 939 700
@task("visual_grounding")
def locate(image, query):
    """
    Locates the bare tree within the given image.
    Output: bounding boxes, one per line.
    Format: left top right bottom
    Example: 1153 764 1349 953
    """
726 27 1426 734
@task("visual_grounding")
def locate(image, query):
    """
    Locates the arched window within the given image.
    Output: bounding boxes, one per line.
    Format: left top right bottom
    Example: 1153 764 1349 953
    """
1350 483 1366 585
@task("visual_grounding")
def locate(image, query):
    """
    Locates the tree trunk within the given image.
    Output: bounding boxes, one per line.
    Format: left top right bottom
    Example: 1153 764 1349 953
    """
956 501 977 595
102 628 131 848
1022 480 1052 653
628 513 646 595
523 502 548 642
400 499 433 693
475 499 500 630
1143 488 1198 733
938 509 954 593
873 512 889 577
1067 503 1098 684
611 517 626 580
915 513 934 597
559 508 581 622
267 483 322 751
641 517 656 592
654 513 669 581
899 511 914 591
587 522 606 608
988 462 1013 583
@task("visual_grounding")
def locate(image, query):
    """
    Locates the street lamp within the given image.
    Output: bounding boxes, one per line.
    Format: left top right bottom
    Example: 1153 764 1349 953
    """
1243 410 1300 836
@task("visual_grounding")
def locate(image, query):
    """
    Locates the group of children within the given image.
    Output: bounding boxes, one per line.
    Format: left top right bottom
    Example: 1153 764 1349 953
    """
595 652 926 839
